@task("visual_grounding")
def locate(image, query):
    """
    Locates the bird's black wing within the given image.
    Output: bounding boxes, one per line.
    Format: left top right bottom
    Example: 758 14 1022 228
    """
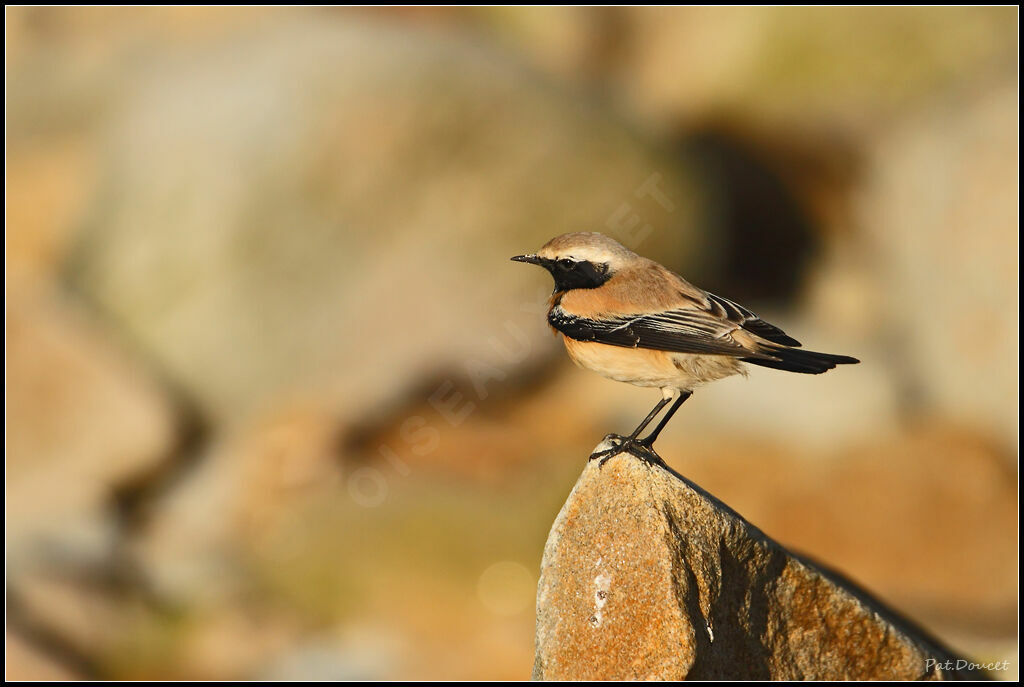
548 306 763 357
702 293 859 372
705 293 802 347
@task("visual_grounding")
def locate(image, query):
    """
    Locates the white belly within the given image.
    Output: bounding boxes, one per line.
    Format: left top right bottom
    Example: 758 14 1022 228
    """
562 336 745 391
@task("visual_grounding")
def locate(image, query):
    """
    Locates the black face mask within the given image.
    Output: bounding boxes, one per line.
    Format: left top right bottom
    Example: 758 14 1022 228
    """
511 255 612 292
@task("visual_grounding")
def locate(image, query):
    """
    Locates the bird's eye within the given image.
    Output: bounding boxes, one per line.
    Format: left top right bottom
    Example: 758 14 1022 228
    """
558 258 575 270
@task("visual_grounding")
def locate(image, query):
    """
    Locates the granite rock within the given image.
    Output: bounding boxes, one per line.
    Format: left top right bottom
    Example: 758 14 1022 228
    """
533 444 984 680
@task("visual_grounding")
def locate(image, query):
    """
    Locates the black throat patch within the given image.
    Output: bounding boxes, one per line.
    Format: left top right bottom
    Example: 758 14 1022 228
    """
547 259 611 292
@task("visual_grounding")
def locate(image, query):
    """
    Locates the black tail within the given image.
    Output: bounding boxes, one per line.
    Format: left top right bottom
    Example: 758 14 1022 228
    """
743 346 860 375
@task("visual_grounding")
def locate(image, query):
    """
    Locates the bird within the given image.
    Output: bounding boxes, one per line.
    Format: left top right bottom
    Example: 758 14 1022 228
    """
511 232 859 466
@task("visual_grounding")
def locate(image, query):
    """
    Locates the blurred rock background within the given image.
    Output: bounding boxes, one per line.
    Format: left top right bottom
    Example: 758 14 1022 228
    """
5 6 1017 680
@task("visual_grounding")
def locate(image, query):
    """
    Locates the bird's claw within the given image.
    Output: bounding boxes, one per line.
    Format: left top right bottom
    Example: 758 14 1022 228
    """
589 434 627 466
589 434 666 469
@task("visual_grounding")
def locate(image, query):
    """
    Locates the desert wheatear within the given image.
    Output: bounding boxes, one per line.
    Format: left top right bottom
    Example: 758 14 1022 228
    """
512 232 858 465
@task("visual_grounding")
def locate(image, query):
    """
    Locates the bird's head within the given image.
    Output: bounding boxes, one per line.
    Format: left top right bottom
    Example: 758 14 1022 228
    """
511 232 634 292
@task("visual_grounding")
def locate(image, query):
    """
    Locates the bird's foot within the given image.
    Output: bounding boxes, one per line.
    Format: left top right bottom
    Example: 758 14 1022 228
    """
589 434 667 469
588 433 627 466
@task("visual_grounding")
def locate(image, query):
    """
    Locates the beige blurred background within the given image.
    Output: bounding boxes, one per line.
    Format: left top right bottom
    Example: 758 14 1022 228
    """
5 6 1018 680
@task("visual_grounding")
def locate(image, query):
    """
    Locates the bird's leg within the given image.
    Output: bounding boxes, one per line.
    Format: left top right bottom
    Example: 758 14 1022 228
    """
636 390 692 449
590 396 672 466
626 396 674 441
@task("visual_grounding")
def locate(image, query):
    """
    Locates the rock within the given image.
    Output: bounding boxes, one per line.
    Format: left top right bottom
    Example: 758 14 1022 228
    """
533 444 984 680
654 422 1018 650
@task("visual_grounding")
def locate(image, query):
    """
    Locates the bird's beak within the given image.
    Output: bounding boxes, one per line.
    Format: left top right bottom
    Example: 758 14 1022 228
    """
511 254 543 265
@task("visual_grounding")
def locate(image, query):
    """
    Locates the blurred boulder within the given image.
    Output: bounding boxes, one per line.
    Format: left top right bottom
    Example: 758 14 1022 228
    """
491 7 1017 130
5 631 80 681
853 78 1017 448
5 291 174 562
64 16 699 424
131 406 344 601
5 7 291 140
5 290 178 680
534 446 985 680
